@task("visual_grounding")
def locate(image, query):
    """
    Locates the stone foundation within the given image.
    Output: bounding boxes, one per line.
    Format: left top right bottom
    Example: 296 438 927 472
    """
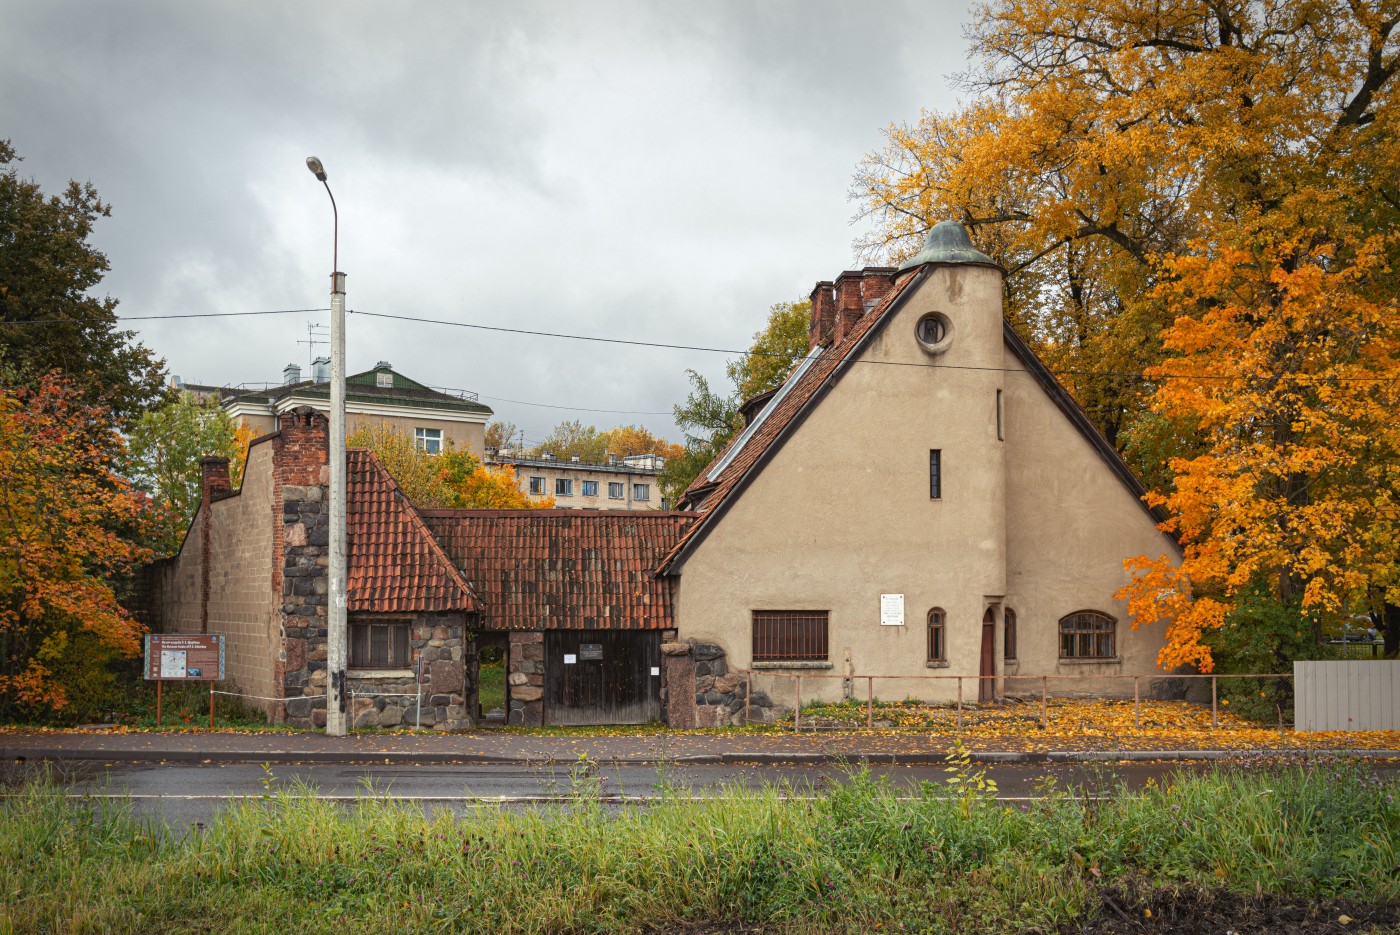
507 630 545 725
662 640 788 727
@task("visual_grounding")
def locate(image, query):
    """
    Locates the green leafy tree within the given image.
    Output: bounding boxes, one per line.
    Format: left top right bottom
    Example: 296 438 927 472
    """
484 420 521 451
531 419 609 463
0 141 164 427
126 391 243 556
662 298 811 503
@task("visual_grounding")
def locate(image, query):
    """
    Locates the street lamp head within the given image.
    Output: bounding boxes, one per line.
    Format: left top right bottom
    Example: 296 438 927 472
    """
305 156 327 182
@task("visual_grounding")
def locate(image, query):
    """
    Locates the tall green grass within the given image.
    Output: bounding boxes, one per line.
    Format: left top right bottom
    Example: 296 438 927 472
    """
1 756 1395 934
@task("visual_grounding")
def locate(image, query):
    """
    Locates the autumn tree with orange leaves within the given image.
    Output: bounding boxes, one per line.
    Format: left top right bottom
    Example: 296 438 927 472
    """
857 0 1400 670
0 375 154 719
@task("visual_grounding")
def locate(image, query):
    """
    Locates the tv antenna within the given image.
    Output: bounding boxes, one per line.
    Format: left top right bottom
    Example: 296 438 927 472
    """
299 322 329 372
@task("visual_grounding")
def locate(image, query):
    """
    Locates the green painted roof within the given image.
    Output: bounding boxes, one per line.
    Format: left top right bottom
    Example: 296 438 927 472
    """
897 221 999 271
228 366 493 415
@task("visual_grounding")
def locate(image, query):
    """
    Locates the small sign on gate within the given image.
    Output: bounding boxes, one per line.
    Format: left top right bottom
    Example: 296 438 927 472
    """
578 643 604 661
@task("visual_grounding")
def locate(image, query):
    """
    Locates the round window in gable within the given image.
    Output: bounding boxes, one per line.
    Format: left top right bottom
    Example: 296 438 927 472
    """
915 312 953 354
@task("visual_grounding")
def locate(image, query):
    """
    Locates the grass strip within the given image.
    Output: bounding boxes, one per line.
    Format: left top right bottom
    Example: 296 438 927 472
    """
1 753 1396 934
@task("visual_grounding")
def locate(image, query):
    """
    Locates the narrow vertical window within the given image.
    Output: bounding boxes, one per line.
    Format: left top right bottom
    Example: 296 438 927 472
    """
996 389 1004 441
1004 608 1017 660
927 608 946 663
929 449 942 499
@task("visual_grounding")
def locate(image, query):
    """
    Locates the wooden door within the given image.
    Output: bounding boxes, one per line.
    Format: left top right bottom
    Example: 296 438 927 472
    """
543 630 662 726
979 609 996 703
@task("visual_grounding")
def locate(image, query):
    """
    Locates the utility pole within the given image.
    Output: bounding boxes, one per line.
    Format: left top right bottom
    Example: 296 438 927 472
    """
305 156 348 736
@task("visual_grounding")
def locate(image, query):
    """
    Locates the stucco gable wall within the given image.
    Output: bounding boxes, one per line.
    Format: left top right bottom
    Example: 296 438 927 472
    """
676 265 1009 702
1001 348 1179 690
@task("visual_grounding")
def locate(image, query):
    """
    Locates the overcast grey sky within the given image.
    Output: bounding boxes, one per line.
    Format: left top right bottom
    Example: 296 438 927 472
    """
2 1 970 445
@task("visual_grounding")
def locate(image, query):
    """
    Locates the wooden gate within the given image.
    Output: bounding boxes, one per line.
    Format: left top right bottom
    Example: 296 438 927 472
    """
543 630 662 726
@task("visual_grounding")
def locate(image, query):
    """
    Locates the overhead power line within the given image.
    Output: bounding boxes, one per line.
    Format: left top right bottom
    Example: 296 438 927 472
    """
0 308 330 326
349 309 1398 385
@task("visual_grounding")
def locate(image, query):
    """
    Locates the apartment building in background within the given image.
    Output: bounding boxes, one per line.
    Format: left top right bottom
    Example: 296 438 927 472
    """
486 451 665 511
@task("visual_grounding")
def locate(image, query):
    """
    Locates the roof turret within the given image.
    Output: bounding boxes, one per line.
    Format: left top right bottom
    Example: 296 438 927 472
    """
897 220 999 271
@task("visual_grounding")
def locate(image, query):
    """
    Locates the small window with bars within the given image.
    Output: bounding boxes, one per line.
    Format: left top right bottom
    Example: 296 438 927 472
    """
1059 610 1116 659
752 611 828 662
927 608 946 663
1004 607 1017 660
929 449 942 499
350 618 412 669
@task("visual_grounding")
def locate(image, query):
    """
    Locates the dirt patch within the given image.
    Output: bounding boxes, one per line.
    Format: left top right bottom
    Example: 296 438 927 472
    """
1056 885 1400 934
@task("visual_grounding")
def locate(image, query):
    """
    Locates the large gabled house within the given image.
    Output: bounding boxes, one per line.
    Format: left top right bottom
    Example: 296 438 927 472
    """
143 222 1181 729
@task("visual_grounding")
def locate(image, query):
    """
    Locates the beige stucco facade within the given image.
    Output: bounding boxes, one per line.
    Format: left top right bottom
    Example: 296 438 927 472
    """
235 410 485 456
672 261 1179 704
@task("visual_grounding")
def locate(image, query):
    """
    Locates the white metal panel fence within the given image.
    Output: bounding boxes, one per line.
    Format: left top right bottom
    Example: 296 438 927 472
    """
1294 660 1400 731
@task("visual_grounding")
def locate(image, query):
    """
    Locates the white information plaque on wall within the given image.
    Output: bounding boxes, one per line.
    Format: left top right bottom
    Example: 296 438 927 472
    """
880 593 905 626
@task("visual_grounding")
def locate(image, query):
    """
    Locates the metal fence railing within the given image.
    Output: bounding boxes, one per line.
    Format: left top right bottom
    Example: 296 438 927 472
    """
742 671 1298 732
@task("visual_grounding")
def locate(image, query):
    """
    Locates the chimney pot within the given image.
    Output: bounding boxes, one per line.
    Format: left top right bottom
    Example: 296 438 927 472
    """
283 363 301 385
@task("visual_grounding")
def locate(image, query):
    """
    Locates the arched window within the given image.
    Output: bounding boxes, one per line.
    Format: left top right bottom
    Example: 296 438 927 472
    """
1058 611 1116 660
927 608 946 663
1004 608 1017 661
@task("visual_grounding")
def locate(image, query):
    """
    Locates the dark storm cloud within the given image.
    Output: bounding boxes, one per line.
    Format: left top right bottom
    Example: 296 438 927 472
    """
1 0 969 442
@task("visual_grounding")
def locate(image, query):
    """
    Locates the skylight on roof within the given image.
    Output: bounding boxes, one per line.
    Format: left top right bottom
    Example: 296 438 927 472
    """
706 349 822 482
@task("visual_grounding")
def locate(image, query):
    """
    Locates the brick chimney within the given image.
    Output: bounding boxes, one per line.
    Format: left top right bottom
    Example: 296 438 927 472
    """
808 281 836 351
861 267 897 310
831 271 865 345
276 405 330 487
200 456 231 503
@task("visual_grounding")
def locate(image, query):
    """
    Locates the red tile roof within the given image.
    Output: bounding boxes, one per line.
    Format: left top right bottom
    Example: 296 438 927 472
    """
347 449 481 613
660 267 927 572
420 510 695 630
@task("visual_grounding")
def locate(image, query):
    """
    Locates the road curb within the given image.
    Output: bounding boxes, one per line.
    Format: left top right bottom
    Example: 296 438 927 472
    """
7 746 1400 767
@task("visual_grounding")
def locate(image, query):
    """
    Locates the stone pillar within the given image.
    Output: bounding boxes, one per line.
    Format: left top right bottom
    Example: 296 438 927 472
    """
507 630 544 725
661 641 697 729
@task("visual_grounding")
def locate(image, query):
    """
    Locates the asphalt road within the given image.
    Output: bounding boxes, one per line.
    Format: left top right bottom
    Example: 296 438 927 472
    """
8 758 1367 827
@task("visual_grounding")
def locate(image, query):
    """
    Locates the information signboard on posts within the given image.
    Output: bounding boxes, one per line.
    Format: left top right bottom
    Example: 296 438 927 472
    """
144 634 225 681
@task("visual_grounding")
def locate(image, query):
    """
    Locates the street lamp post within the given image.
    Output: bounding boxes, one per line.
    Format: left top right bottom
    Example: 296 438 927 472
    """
305 156 348 737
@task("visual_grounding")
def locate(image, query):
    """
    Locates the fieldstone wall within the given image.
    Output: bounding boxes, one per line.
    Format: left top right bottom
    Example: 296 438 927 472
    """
507 630 544 725
347 615 471 731
280 483 330 728
662 640 789 727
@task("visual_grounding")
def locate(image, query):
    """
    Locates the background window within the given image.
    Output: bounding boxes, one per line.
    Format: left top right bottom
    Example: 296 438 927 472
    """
632 483 650 501
350 619 411 669
414 427 442 454
555 478 573 496
1059 611 1116 659
528 476 546 495
752 611 828 662
927 608 946 662
1004 608 1017 660
929 449 942 499
582 480 598 497
608 482 624 499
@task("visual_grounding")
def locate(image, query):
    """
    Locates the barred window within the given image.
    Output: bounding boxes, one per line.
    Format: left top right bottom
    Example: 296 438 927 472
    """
1059 611 1116 660
752 611 828 662
1004 608 1017 660
927 608 946 663
350 618 412 669
929 449 942 499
